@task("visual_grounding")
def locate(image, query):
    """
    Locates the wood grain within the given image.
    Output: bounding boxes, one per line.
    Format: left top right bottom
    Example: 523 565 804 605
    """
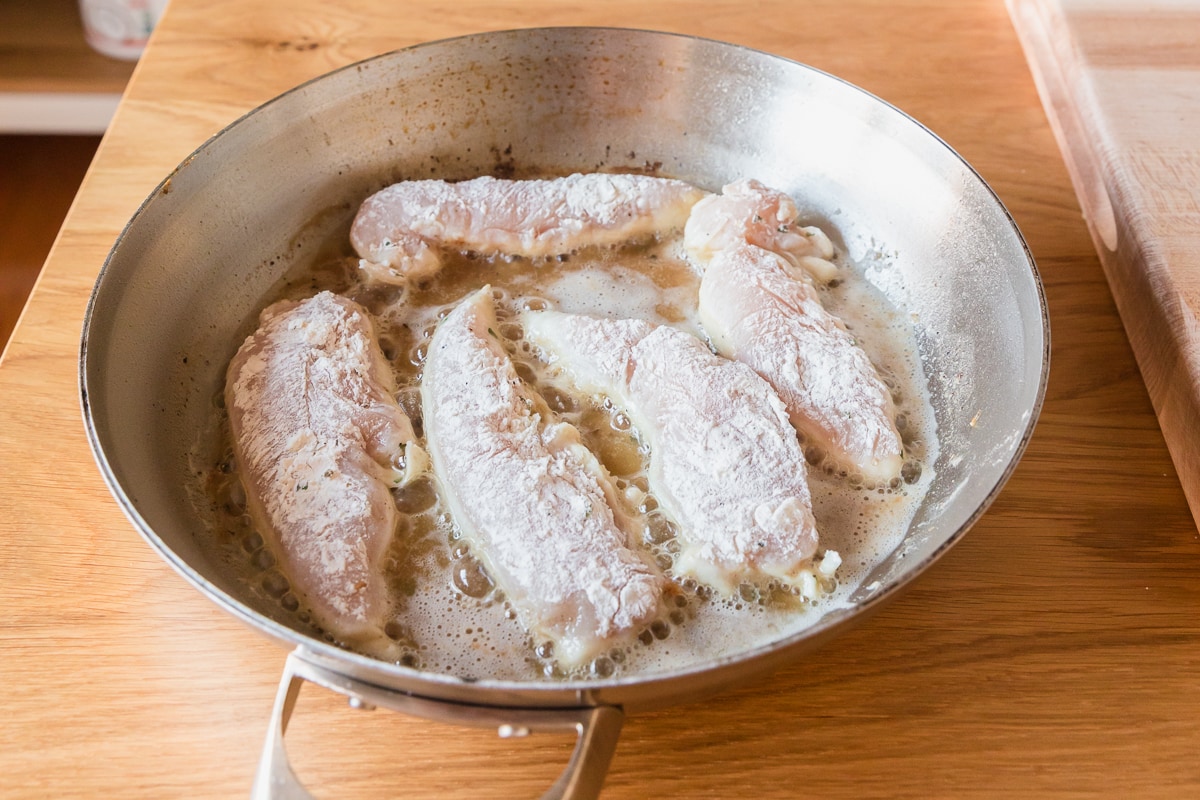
1 1 1199 798
1010 0 1200 526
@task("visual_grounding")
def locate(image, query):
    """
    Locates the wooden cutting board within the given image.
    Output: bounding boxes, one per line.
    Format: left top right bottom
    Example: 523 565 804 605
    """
1008 0 1200 523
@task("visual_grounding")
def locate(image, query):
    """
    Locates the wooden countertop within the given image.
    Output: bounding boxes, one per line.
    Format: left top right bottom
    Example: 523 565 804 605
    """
2 1 1198 797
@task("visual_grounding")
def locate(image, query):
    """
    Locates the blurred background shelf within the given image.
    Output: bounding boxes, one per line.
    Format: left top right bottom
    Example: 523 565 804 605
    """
1 0 118 347
0 134 99 348
0 0 136 134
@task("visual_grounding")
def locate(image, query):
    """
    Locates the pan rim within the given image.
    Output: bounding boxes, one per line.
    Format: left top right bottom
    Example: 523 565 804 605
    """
79 25 1050 709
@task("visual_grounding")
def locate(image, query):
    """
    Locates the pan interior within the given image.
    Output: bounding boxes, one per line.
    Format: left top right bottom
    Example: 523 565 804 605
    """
82 28 1046 708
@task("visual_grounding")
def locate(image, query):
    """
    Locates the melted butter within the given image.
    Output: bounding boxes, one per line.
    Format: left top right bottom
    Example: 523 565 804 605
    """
204 222 938 683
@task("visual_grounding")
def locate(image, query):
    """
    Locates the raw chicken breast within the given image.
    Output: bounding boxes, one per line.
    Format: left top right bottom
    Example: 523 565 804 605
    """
226 291 424 644
683 176 839 283
351 173 705 283
522 310 822 596
422 287 665 667
685 179 904 484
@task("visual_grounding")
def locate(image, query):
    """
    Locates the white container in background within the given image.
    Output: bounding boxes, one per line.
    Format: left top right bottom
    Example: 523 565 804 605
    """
79 0 169 61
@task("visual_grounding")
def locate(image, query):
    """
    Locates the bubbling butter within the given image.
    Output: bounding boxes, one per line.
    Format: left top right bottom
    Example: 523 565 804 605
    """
203 210 937 683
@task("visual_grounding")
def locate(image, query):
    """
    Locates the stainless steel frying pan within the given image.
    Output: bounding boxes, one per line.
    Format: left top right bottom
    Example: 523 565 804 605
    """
81 27 1049 799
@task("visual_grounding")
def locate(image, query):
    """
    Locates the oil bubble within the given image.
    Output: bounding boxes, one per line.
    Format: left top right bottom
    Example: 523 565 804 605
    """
452 557 494 599
241 532 262 554
252 549 276 570
643 512 677 546
393 478 438 514
542 385 577 413
514 362 537 384
262 570 290 598
591 656 616 678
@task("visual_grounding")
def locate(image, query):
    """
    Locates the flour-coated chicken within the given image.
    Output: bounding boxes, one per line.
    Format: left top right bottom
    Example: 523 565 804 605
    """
351 173 705 283
226 291 424 643
422 288 665 666
522 310 821 595
685 179 904 484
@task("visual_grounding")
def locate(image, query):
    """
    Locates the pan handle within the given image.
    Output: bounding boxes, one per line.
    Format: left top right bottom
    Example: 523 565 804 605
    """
251 648 624 800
